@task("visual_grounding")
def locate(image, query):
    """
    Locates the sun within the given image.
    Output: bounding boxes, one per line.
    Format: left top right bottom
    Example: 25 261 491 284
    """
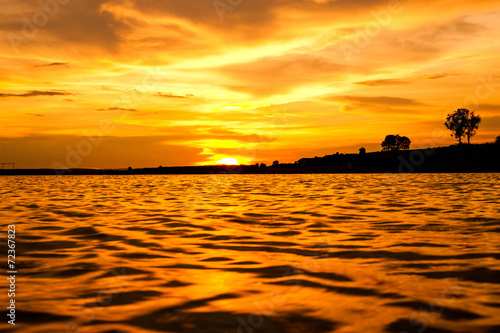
216 157 240 165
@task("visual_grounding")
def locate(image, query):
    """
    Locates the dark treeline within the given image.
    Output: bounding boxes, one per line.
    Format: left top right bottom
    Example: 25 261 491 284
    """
2 143 499 175
1 108 499 175
276 143 500 173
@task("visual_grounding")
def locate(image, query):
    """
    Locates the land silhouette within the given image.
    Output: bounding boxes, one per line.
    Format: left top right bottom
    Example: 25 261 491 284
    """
444 108 481 145
1 109 499 175
381 135 411 151
2 142 498 175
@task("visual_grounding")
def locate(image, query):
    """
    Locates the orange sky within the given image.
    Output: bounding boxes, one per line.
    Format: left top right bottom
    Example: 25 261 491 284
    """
1 0 500 168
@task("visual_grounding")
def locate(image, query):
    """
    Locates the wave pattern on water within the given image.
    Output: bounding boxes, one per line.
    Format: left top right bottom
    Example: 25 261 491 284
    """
1 173 500 333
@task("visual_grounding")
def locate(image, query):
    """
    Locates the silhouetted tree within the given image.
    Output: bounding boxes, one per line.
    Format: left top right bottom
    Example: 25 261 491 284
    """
359 147 366 155
495 135 500 144
272 160 279 167
381 135 411 151
399 136 411 150
465 111 481 144
444 109 481 144
381 135 397 151
259 163 266 168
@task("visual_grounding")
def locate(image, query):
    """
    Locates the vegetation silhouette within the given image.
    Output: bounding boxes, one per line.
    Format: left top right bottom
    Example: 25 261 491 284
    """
381 135 411 151
3 109 500 175
444 109 481 144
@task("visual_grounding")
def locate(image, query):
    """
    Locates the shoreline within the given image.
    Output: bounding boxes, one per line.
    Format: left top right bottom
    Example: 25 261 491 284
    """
2 144 499 176
1 169 500 176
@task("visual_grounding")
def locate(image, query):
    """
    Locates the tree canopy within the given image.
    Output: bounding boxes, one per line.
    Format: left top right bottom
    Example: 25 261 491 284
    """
381 135 411 151
444 109 481 144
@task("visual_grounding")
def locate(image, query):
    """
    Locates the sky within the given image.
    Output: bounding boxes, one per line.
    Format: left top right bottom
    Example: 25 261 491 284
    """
1 0 500 168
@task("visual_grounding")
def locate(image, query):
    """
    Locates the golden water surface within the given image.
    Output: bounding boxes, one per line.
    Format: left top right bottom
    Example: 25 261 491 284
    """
1 174 499 333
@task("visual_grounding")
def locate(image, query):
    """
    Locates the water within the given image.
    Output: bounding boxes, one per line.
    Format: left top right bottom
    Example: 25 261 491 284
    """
1 174 499 333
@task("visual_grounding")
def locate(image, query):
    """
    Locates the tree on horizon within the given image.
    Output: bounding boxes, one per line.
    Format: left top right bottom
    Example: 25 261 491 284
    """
381 135 411 151
444 108 481 144
495 135 500 144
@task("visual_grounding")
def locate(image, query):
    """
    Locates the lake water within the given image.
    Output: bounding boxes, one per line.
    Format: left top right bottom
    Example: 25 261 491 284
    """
1 174 499 333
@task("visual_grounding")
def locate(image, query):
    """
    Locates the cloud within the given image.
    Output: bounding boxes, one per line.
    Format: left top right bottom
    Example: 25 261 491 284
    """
34 62 69 67
356 73 463 86
156 92 194 98
419 18 485 42
321 16 489 71
103 0 402 59
355 79 411 86
218 52 355 96
45 0 133 53
124 0 276 39
158 125 276 143
0 90 73 98
476 104 500 111
0 0 133 55
335 95 423 106
381 18 486 62
96 107 137 111
0 128 275 168
0 134 204 168
319 94 425 114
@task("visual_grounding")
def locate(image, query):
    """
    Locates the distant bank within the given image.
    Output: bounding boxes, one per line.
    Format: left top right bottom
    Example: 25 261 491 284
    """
1 144 499 176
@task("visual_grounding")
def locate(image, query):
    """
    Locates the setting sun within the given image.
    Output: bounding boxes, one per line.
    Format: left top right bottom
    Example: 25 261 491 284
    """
216 158 240 165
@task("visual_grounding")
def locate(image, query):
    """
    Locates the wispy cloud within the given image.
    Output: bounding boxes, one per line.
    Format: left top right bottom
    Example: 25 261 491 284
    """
0 90 73 98
218 53 354 96
156 92 194 98
96 107 137 111
356 73 463 86
333 95 423 106
34 62 69 67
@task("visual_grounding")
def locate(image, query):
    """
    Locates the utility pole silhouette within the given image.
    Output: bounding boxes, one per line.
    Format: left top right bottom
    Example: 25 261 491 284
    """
1 162 15 169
